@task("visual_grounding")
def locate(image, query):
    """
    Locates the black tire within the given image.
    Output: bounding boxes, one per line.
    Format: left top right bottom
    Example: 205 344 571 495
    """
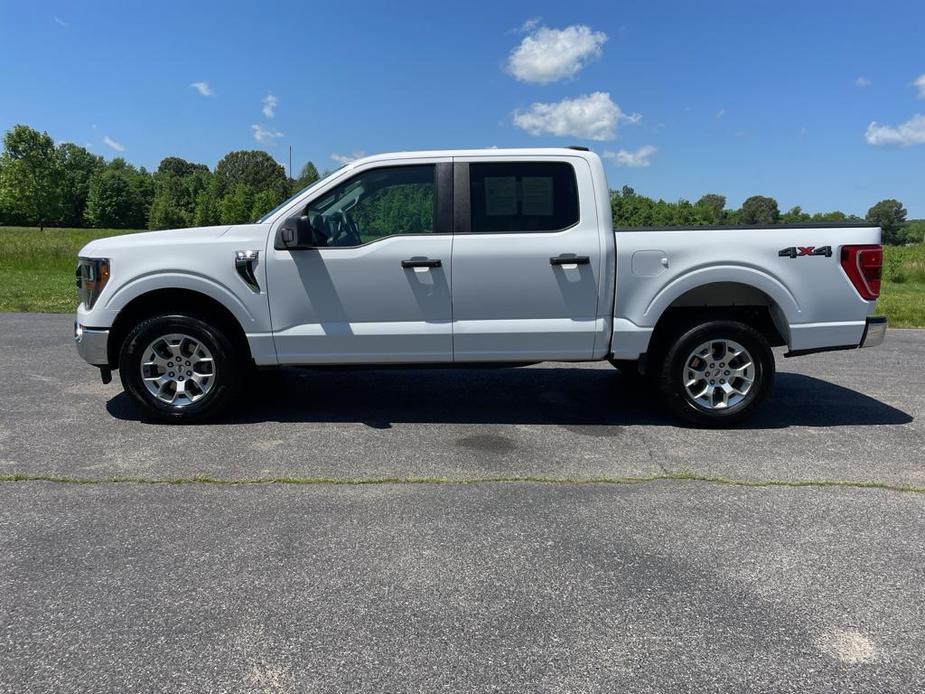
119 314 241 423
656 320 774 427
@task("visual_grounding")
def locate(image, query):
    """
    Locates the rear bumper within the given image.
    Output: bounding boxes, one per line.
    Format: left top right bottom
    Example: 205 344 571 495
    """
784 316 886 358
859 316 887 348
74 321 109 366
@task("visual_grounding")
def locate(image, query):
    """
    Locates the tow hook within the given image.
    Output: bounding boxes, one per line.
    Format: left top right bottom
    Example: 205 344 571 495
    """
99 366 113 385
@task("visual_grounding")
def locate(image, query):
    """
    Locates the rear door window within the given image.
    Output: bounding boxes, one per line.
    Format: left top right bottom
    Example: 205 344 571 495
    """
469 162 579 233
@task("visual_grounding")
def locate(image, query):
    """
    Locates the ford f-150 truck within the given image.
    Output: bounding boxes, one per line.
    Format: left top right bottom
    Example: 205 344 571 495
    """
74 147 886 426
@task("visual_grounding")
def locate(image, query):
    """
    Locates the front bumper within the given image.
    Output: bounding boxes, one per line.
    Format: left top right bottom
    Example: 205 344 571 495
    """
74 321 110 366
859 316 887 349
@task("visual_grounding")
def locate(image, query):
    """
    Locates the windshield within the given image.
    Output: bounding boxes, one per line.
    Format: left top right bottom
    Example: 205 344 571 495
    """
256 167 343 223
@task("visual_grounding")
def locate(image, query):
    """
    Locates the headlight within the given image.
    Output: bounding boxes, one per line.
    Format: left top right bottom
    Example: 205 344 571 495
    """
76 258 110 310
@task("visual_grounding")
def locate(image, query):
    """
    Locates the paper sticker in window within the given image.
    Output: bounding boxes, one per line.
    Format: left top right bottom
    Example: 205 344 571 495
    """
522 177 554 216
484 176 517 216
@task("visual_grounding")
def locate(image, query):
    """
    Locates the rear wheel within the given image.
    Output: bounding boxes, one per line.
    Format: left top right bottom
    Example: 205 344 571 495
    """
119 315 241 422
656 320 774 427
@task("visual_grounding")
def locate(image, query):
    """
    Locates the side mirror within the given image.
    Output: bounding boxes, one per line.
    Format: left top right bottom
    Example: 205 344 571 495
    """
275 215 322 250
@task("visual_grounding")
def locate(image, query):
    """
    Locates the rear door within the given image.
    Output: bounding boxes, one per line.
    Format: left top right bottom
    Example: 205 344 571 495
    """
450 157 604 361
266 160 454 364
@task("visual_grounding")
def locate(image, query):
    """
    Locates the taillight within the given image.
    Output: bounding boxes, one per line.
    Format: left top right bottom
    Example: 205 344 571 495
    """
840 245 882 301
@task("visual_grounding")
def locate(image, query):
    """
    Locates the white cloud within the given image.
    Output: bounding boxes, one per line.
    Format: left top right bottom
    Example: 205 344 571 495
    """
915 74 925 99
507 23 607 84
715 108 725 119
603 145 657 168
330 151 366 165
865 114 925 146
190 81 214 96
513 92 639 141
855 76 871 88
102 135 124 152
262 93 278 118
53 16 68 27
251 124 284 145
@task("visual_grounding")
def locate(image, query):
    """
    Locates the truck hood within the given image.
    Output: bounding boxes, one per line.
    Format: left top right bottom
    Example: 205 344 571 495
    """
78 225 233 258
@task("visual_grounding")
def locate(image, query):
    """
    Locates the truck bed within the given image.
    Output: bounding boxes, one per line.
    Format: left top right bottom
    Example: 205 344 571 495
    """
608 224 880 359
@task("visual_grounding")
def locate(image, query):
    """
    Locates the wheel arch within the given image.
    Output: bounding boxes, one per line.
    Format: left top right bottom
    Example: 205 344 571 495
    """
642 280 791 373
107 288 253 369
644 266 800 324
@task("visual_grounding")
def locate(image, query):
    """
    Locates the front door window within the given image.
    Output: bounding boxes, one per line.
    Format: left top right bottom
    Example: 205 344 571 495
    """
305 165 435 247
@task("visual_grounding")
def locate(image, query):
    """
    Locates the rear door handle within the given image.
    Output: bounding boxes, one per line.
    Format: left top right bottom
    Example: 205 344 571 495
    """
550 254 590 266
401 258 442 269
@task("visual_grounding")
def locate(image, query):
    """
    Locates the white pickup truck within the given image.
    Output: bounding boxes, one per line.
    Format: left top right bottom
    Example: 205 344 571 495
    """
74 147 886 426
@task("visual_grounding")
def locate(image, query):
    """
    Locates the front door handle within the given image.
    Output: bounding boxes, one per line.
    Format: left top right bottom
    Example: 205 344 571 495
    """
401 258 442 269
550 254 590 266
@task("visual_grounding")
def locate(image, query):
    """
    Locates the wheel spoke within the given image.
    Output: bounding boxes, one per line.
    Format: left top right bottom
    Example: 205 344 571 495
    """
685 366 706 384
690 383 710 399
147 353 168 368
156 379 176 403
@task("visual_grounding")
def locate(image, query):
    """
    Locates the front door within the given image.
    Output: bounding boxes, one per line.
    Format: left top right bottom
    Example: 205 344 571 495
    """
451 158 604 361
267 162 453 364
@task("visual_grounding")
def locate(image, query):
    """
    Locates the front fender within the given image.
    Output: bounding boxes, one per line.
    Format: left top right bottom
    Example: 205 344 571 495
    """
78 271 259 331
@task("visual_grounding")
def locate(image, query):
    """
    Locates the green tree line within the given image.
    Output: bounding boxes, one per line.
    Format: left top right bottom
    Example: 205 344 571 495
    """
0 124 321 231
0 123 922 244
611 187 921 245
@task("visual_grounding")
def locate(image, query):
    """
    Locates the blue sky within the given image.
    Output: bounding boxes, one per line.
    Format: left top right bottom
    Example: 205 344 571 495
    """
2 0 923 215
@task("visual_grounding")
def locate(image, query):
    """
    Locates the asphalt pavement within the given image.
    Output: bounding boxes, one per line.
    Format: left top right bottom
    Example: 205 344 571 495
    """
1 313 923 692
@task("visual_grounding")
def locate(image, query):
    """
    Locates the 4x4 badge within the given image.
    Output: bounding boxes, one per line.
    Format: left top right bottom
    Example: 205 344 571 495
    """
778 245 832 259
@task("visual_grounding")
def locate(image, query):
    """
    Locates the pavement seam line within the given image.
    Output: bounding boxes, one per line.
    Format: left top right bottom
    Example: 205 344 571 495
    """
0 472 922 494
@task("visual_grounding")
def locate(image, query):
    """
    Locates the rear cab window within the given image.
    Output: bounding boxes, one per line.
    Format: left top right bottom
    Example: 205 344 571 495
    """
469 162 579 233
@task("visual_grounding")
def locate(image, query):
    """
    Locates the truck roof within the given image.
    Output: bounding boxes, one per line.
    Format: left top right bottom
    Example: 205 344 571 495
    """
342 147 600 169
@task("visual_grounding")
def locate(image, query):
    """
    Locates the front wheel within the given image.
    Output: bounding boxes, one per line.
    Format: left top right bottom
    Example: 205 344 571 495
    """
657 320 774 427
119 315 241 423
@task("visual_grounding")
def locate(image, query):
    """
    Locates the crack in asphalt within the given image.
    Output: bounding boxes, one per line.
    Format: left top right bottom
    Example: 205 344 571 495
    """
0 472 922 494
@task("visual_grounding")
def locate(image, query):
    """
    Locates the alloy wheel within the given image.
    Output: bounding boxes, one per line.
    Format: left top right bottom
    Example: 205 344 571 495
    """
139 333 216 406
682 338 755 411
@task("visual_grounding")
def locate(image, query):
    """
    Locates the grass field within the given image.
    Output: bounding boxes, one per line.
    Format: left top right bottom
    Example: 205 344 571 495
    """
879 245 925 327
0 227 142 313
1 225 923 326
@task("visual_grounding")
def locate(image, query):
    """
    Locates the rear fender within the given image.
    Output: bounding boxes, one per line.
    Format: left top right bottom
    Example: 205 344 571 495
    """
643 265 801 325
